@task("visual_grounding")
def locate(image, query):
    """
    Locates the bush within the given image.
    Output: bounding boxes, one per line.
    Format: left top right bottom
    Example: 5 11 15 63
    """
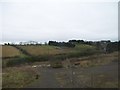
5 55 49 67
50 60 63 68
6 58 29 67
48 41 75 48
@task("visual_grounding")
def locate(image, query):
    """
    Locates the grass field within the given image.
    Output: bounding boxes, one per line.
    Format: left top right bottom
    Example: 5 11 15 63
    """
2 65 39 88
2 46 22 58
72 51 118 68
2 44 97 58
2 44 98 67
17 44 97 56
2 44 118 88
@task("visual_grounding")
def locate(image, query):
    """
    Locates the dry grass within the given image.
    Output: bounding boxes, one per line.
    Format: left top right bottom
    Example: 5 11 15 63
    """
77 73 118 88
2 46 22 58
73 52 118 68
2 65 39 88
18 44 96 56
91 73 118 88
18 45 71 56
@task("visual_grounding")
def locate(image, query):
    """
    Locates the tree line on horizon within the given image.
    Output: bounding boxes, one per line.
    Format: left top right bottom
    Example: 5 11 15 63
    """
3 39 119 53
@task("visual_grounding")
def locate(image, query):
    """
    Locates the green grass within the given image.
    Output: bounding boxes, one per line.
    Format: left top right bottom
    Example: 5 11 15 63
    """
18 44 97 56
2 44 99 67
2 44 97 58
2 66 39 88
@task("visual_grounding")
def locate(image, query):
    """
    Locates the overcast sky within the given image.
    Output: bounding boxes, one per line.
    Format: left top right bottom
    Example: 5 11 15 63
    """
0 0 118 43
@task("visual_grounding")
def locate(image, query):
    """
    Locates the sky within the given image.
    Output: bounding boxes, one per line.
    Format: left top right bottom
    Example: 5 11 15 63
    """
0 0 119 43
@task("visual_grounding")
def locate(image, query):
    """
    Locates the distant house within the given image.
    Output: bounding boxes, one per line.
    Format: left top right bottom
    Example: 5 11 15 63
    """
19 41 39 45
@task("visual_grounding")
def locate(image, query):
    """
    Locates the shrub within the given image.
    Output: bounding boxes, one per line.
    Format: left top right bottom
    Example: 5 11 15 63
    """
50 60 63 68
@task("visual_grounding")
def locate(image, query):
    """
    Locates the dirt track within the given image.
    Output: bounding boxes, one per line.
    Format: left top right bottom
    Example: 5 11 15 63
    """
26 61 118 88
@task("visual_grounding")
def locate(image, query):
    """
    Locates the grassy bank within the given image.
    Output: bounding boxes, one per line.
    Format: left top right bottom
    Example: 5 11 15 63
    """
2 66 39 88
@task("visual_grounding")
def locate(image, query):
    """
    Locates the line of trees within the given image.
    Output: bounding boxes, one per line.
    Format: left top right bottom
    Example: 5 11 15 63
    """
3 40 119 53
106 41 120 53
48 41 75 48
4 41 42 46
69 39 119 53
